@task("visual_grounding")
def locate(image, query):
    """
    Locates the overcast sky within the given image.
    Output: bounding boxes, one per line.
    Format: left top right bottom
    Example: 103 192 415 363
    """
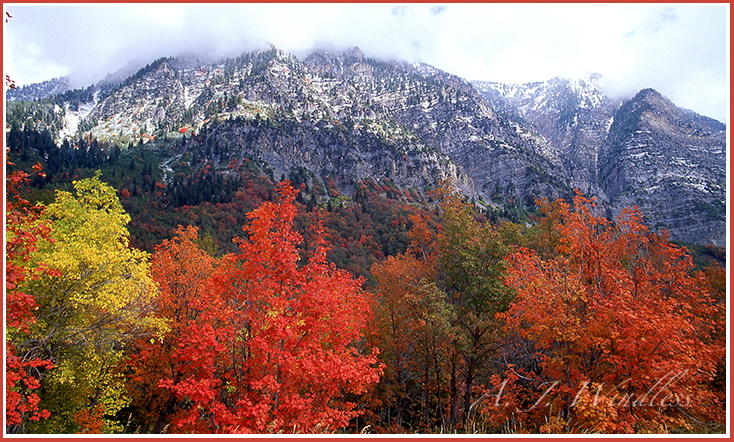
4 3 729 122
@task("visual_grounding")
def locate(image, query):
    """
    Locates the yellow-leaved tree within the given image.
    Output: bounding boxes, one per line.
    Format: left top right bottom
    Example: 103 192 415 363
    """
10 172 167 433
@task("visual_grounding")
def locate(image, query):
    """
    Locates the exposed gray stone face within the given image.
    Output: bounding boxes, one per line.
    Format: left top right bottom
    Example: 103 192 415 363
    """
12 48 726 246
599 89 726 247
473 79 726 246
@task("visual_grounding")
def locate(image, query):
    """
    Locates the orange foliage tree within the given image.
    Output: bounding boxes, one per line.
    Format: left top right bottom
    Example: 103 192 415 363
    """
125 225 219 433
487 193 725 433
157 182 382 433
369 213 453 431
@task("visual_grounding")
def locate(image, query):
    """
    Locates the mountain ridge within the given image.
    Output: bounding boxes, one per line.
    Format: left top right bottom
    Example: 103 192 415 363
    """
5 47 726 246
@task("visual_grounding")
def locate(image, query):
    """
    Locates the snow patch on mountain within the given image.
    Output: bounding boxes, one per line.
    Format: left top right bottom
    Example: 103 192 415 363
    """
57 91 98 142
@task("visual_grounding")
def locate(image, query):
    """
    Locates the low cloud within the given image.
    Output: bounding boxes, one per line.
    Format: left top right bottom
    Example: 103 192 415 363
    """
4 4 727 121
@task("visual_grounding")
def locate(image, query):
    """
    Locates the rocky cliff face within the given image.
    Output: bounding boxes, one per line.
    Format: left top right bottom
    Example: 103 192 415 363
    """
474 76 726 246
599 89 726 246
73 47 576 206
7 47 726 246
473 75 618 196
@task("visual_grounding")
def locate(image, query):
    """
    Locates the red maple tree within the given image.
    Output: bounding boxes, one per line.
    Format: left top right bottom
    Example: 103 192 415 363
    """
5 161 56 431
126 224 220 432
157 182 382 433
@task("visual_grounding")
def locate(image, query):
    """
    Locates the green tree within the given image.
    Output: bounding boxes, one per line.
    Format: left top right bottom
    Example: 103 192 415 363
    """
369 183 516 432
433 183 515 431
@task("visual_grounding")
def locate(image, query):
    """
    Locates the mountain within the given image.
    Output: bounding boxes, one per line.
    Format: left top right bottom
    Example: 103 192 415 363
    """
5 76 71 102
599 88 726 246
473 75 726 246
472 74 618 196
5 77 69 103
5 47 726 246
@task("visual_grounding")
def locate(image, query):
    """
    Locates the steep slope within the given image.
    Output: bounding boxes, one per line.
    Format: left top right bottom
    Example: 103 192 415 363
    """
6 47 726 245
474 77 726 246
68 47 574 205
301 49 571 207
473 75 619 196
599 88 727 246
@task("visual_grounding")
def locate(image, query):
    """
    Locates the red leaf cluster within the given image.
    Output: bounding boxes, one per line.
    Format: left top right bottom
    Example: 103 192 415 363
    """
128 182 382 433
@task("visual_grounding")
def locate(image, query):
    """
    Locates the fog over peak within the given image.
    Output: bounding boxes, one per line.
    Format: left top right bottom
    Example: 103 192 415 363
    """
4 3 728 122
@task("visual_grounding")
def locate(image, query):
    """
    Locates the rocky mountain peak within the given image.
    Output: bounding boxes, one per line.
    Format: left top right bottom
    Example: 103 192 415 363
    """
613 88 675 125
155 59 173 75
611 87 725 141
6 47 726 246
345 46 365 60
600 87 726 246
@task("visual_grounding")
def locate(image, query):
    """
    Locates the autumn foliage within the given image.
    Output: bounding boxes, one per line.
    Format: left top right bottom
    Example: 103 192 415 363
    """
5 156 726 435
125 224 220 433
5 161 56 431
369 184 516 432
487 193 726 433
128 182 382 433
